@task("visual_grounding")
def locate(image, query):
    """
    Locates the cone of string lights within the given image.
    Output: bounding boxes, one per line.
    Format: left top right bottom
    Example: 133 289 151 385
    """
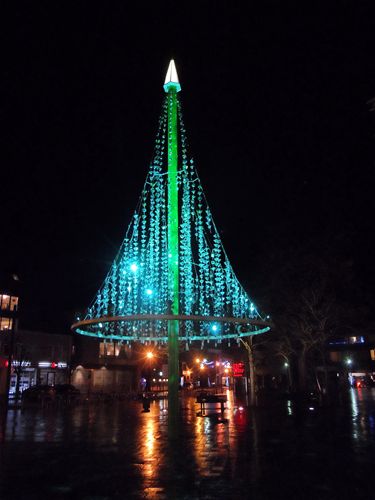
71 60 271 416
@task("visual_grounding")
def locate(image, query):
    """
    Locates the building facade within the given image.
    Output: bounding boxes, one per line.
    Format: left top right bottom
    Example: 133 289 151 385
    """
0 284 19 398
71 335 144 395
0 328 72 397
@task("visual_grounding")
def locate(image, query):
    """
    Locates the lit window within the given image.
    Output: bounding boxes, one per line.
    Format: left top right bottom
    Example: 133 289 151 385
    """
0 295 10 311
99 342 105 357
349 336 365 344
106 343 114 356
370 349 375 361
99 342 119 356
10 296 18 311
0 317 12 331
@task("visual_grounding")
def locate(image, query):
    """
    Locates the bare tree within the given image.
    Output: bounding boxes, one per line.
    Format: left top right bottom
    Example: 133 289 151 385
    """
240 337 256 406
272 333 296 391
272 259 339 396
240 334 271 406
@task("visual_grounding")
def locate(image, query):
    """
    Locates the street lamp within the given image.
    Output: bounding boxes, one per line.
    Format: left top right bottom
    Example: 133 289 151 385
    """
345 358 353 388
284 360 292 392
144 351 155 391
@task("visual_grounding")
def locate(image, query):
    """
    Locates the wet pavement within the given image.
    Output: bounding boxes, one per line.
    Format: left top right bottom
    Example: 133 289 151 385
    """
1 388 375 499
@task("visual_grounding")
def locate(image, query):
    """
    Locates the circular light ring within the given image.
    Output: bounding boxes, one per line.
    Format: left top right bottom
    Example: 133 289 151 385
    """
71 314 271 342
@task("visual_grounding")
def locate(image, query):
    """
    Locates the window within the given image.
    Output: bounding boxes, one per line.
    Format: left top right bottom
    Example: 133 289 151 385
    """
0 295 10 311
0 317 13 331
99 342 105 357
0 295 19 311
10 296 18 311
349 336 365 344
370 350 375 361
106 343 114 356
99 342 119 357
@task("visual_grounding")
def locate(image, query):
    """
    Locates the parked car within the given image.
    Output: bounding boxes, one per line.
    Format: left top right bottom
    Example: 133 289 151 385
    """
22 385 55 403
22 384 80 405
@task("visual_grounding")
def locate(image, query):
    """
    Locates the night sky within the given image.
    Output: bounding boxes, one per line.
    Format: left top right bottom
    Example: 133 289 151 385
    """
2 2 375 333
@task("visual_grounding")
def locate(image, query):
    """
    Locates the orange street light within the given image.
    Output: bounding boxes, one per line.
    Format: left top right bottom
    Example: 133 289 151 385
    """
146 351 154 359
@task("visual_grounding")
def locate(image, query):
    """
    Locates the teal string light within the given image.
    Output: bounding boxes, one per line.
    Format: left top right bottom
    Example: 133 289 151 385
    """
72 61 270 344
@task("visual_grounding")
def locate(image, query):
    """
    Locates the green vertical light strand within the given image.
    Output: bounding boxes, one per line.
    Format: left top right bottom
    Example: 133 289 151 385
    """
166 87 179 419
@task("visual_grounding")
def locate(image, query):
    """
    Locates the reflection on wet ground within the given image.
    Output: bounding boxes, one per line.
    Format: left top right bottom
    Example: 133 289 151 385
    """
1 388 375 499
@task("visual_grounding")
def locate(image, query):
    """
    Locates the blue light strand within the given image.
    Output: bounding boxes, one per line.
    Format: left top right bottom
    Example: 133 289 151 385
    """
83 95 266 342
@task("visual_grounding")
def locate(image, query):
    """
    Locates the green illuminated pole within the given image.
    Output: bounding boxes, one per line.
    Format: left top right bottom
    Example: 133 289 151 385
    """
164 60 181 419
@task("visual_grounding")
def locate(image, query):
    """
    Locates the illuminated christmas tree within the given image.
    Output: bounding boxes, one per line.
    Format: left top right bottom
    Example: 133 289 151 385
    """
72 60 270 414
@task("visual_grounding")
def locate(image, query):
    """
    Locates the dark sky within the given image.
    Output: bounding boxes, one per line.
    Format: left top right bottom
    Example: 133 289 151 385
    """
2 2 375 332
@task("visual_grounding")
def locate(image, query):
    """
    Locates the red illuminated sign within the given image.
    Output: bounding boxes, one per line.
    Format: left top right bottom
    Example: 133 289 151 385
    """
0 358 8 368
232 362 245 377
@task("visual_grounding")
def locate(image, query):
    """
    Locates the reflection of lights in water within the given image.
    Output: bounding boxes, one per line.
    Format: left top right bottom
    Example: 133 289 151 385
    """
287 400 292 416
350 388 359 441
139 416 157 486
226 389 234 410
158 398 168 413
357 387 364 402
194 418 205 471
192 394 234 477
350 388 359 417
145 418 155 453
193 413 215 473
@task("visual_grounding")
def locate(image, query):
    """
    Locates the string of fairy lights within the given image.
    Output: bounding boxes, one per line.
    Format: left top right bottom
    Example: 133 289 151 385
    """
79 94 268 346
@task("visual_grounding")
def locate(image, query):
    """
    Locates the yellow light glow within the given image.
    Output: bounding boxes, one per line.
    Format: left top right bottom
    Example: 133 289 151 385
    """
146 352 154 359
195 358 200 363
224 368 229 374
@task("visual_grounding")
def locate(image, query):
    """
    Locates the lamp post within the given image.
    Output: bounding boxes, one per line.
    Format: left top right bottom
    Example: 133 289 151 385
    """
284 361 292 392
145 351 154 391
346 358 353 387
164 60 181 421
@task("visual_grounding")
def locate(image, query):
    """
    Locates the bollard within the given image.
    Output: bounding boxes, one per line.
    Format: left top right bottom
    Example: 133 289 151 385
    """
142 395 150 413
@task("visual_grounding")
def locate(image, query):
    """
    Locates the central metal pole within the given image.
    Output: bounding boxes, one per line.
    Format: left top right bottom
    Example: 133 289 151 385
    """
165 66 180 419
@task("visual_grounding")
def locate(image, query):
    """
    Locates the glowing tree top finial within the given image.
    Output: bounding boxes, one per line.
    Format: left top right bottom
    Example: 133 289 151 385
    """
164 59 181 93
